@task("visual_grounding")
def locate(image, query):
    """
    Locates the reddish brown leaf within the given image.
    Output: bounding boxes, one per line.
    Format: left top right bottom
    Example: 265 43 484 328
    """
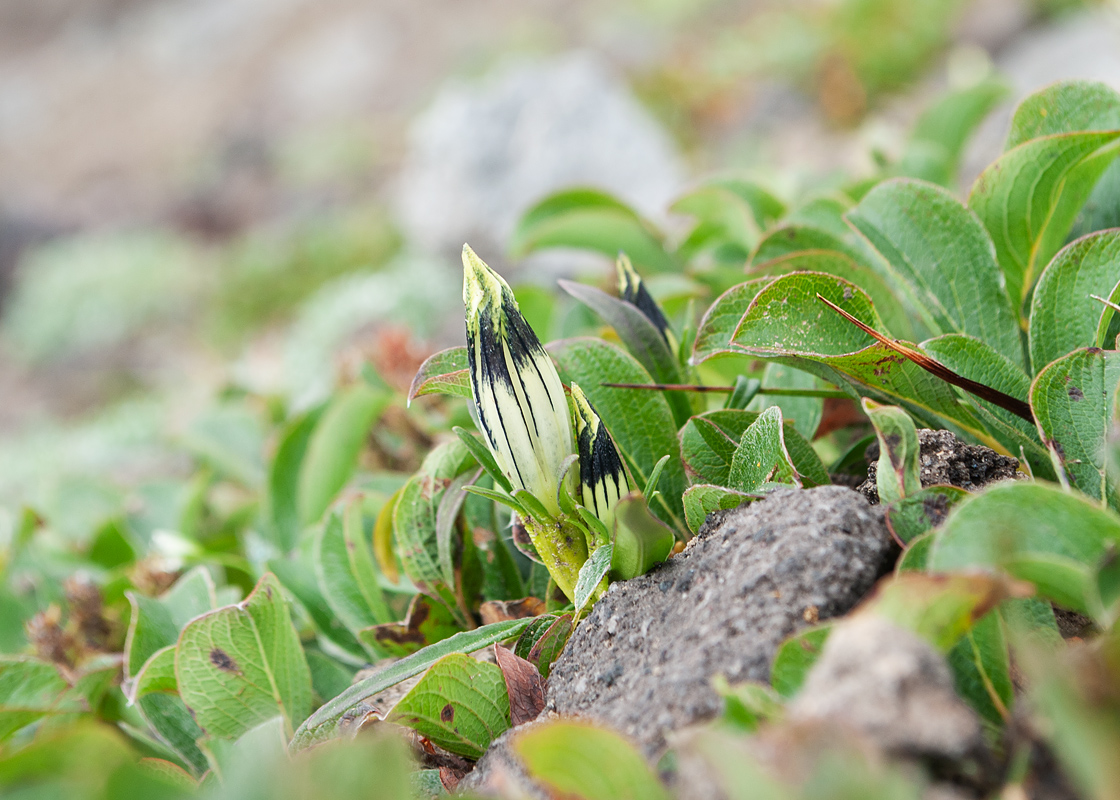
494 644 545 727
479 597 548 625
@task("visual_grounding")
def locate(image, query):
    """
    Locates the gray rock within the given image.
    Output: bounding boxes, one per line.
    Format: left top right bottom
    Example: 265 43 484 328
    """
395 51 685 269
454 718 552 799
544 485 894 756
790 616 984 761
857 428 1021 505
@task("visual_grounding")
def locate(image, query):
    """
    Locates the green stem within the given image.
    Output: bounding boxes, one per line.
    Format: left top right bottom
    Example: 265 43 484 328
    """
522 515 589 603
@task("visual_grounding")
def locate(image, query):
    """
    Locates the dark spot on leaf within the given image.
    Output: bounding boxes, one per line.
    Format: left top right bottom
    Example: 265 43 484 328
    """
884 433 903 468
265 586 273 599
209 648 238 673
440 703 455 723
922 493 951 526
1087 347 1102 355
1069 386 1084 401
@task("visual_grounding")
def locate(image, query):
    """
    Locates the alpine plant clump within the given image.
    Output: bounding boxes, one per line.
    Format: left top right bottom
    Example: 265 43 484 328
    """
461 245 673 603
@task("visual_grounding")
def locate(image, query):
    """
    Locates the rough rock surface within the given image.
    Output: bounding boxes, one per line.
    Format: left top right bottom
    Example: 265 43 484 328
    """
543 485 894 756
790 616 986 763
857 429 1021 504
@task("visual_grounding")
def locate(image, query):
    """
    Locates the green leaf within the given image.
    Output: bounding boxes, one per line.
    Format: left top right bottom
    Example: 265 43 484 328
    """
549 338 687 530
859 572 1028 652
559 280 690 426
267 556 367 661
901 78 1009 187
298 385 391 525
182 404 266 489
948 610 1012 728
176 572 312 740
386 654 510 760
672 185 760 263
920 334 1049 475
290 617 534 750
610 495 675 580
863 399 921 504
728 406 800 492
1030 348 1120 508
969 130 1120 312
691 278 774 364
680 409 829 489
1005 80 1120 150
131 646 208 776
511 188 676 273
267 406 324 552
884 485 969 544
0 657 84 743
358 594 462 658
125 566 217 680
751 224 871 270
712 675 784 733
454 426 513 494
847 179 1022 366
1029 230 1120 373
313 509 393 641
929 482 1120 619
731 272 882 356
511 614 571 679
514 720 671 800
394 440 477 620
305 647 357 705
682 484 755 534
771 625 832 699
897 531 933 572
574 545 612 615
408 346 471 402
749 249 917 345
748 363 823 440
723 274 993 443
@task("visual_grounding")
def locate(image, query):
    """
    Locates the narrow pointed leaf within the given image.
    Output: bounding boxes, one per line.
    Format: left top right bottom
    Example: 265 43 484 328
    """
574 545 613 614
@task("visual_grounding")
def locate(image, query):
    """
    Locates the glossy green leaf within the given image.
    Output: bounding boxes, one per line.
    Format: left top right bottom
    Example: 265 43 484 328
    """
549 338 686 530
749 249 916 343
897 531 933 572
1030 348 1120 508
291 617 534 750
408 346 470 402
863 399 920 504
510 188 676 273
691 278 773 364
771 625 832 699
176 573 311 740
514 720 671 800
1029 230 1120 373
848 179 1022 366
387 654 510 760
929 482 1120 618
969 130 1120 311
516 613 574 679
298 385 391 525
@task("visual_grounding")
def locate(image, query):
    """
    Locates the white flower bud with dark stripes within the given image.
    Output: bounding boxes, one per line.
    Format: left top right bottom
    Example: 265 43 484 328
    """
571 383 629 528
617 254 676 350
463 245 573 517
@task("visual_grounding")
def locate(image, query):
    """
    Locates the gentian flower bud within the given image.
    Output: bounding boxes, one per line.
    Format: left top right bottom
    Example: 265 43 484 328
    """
571 383 629 529
462 245 574 517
